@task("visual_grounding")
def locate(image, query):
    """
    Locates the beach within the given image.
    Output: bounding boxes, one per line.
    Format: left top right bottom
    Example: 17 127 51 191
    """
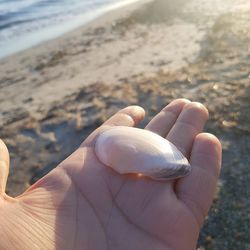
0 0 250 249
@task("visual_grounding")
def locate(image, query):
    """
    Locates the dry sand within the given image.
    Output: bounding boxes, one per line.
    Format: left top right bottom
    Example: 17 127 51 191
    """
0 0 250 249
0 0 204 125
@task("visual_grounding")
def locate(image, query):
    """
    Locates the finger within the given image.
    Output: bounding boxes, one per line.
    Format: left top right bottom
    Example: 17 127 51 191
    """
0 139 10 195
103 105 145 127
145 99 191 137
176 133 222 228
166 102 209 158
81 106 145 147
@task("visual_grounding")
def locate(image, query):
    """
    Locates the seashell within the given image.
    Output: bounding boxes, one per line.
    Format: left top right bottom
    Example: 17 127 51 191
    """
95 126 191 180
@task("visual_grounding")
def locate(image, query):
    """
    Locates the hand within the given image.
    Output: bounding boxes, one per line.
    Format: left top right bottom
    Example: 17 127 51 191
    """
0 99 221 250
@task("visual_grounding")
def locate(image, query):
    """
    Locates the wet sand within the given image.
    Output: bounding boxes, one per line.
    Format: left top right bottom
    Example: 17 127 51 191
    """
0 0 250 249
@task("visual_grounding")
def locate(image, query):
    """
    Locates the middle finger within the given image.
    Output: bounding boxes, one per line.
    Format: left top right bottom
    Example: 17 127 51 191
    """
166 102 209 159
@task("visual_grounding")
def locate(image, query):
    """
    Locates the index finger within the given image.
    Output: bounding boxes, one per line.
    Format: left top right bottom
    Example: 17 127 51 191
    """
81 106 145 147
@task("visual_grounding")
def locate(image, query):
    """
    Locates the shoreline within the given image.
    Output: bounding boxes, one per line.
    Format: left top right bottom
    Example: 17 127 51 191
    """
0 0 203 127
0 0 152 126
0 0 150 61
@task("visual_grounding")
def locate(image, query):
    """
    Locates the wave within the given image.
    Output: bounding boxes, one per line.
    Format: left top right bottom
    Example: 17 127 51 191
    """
0 0 41 16
0 0 142 58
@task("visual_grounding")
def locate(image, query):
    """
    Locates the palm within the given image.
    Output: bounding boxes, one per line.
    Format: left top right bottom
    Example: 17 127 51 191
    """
0 99 221 250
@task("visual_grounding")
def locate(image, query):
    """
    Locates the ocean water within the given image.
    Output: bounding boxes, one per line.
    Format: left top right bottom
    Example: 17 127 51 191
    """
0 0 141 58
1 0 249 59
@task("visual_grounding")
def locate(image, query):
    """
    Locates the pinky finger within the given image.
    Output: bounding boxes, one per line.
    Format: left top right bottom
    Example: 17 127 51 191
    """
176 133 222 227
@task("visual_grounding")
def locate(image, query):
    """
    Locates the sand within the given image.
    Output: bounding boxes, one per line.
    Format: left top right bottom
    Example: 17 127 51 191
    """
0 0 250 249
0 0 205 126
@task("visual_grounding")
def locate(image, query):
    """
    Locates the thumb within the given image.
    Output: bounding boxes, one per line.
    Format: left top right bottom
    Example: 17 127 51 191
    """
0 139 10 195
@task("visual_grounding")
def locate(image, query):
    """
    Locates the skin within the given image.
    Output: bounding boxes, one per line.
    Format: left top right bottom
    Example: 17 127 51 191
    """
0 99 221 250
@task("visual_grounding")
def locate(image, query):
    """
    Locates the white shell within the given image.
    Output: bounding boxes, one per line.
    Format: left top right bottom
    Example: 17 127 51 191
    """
95 126 191 180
